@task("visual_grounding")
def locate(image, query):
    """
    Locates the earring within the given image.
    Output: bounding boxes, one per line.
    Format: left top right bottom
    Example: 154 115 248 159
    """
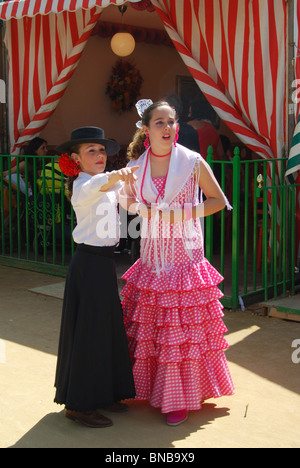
144 134 150 149
174 128 179 147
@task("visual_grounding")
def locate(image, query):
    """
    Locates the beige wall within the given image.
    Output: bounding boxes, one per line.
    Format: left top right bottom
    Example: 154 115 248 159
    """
41 34 190 149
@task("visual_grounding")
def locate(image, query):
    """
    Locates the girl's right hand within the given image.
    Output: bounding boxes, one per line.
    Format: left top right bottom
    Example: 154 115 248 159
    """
102 166 139 192
114 166 139 184
136 203 158 219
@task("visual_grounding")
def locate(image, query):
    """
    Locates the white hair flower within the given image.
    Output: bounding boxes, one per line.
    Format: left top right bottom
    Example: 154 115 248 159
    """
135 99 153 128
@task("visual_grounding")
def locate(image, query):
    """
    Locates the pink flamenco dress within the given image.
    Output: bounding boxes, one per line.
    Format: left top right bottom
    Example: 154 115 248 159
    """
121 148 234 415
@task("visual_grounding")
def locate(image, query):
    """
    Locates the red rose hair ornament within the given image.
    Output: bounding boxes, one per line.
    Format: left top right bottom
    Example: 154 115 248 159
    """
58 153 81 177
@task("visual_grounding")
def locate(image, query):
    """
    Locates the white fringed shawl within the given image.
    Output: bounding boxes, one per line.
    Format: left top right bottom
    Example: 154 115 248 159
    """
128 144 197 206
127 144 230 273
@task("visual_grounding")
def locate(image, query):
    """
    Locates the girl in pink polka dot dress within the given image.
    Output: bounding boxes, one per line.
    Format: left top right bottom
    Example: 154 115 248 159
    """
120 100 234 426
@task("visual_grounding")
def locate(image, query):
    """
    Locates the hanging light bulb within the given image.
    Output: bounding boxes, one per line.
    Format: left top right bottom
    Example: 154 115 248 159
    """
111 5 135 57
111 31 135 57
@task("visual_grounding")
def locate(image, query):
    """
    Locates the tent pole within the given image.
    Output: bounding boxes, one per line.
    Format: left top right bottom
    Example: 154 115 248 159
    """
287 0 296 154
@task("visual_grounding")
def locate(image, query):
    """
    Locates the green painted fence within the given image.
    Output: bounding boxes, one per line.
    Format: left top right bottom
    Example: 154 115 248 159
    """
206 148 299 309
0 150 299 309
0 154 74 276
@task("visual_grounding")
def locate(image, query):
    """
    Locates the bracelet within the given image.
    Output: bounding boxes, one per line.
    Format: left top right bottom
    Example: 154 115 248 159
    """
184 205 193 221
135 202 142 215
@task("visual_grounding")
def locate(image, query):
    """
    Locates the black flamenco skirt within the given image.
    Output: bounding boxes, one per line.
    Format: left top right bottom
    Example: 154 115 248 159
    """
54 244 136 411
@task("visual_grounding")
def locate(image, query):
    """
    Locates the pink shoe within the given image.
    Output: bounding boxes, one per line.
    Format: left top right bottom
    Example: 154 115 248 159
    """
166 410 188 426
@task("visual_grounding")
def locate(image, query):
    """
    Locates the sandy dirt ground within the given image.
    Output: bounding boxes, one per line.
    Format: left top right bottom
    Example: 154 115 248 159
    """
0 264 300 448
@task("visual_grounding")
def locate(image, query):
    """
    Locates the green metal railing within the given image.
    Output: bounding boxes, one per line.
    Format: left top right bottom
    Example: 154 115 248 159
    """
0 154 75 276
0 150 299 309
206 147 299 309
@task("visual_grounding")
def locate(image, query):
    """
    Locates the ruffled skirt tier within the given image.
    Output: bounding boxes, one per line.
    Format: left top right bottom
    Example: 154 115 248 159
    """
121 258 234 414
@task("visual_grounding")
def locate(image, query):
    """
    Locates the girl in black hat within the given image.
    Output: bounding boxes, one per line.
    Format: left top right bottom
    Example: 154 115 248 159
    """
54 127 138 428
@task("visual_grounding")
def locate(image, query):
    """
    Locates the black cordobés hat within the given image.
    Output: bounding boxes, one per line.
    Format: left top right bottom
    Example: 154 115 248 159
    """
56 127 120 156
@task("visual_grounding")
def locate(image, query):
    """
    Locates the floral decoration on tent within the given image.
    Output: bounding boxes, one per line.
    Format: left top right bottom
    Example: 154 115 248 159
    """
106 59 143 113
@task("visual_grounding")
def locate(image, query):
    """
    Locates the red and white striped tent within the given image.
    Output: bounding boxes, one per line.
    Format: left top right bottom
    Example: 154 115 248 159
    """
0 0 292 162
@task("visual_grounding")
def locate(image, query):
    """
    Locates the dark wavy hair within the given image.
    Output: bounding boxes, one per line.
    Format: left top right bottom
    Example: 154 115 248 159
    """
23 137 47 155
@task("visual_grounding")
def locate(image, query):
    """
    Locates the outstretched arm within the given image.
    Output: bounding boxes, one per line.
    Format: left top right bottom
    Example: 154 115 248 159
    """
100 166 139 192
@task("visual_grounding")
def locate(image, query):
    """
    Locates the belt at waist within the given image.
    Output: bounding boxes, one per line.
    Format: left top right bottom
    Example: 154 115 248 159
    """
76 243 117 259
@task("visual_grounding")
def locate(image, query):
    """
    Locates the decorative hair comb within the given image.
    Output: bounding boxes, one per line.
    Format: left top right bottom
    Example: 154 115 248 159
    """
135 99 153 128
59 153 81 177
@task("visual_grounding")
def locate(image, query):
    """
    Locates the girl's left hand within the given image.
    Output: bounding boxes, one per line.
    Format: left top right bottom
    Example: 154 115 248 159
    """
160 207 184 224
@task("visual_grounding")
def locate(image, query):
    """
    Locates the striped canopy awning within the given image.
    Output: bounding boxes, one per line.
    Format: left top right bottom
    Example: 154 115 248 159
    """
0 0 288 165
0 0 139 154
152 0 287 162
0 0 126 19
